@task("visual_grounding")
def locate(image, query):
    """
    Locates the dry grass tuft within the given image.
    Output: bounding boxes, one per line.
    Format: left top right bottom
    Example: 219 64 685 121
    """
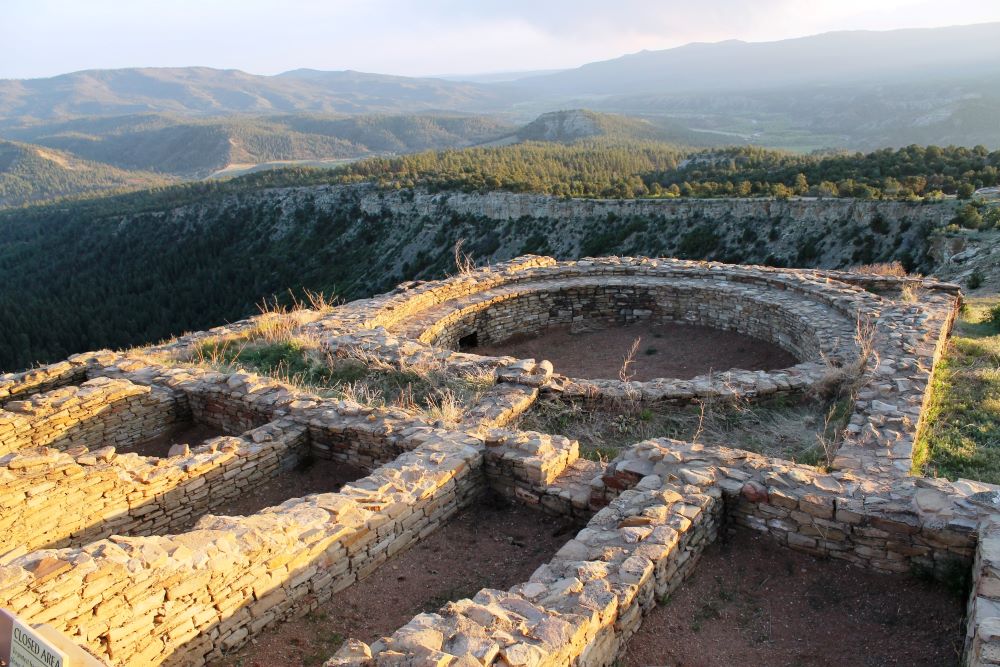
854 261 908 277
453 238 477 276
900 283 921 303
251 289 335 344
619 337 641 384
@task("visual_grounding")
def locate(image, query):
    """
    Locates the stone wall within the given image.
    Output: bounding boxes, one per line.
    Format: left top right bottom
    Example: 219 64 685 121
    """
0 429 483 666
307 407 424 469
0 377 181 457
0 420 308 558
0 255 986 667
967 517 1000 666
0 360 88 405
328 470 722 667
421 281 824 362
600 439 982 576
186 388 278 434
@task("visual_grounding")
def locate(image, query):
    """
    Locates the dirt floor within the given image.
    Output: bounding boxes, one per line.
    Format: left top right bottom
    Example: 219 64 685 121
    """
625 527 966 667
213 499 575 667
178 458 370 531
473 323 798 380
118 421 227 457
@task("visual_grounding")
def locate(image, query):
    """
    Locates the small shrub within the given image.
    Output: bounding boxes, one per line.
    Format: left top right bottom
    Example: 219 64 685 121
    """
988 304 1000 330
954 204 983 230
869 213 890 234
796 236 822 264
581 446 619 463
968 269 985 290
677 224 720 258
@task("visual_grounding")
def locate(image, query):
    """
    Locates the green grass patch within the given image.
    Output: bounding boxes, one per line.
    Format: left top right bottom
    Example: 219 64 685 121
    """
517 394 843 466
915 297 1000 483
198 339 338 391
196 338 493 422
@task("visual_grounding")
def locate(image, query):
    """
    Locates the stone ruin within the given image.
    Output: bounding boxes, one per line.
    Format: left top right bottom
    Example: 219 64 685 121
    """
1 255 998 666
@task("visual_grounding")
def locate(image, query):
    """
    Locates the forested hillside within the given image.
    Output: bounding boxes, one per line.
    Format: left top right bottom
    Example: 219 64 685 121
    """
0 182 958 370
0 140 171 208
4 113 998 207
3 136 996 369
1 112 515 177
337 141 1000 199
661 145 1000 198
502 110 737 148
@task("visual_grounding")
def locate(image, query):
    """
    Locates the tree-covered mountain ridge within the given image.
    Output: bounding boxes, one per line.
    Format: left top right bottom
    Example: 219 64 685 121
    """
3 111 998 208
0 112 517 178
0 139 172 208
0 180 961 371
0 110 719 207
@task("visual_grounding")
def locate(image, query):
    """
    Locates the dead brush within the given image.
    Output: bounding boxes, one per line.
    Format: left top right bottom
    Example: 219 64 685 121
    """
192 337 247 369
453 238 477 276
296 287 338 313
252 289 337 343
815 314 878 396
899 282 921 304
849 314 879 387
423 389 463 426
339 381 384 407
619 337 642 384
251 310 301 344
808 313 880 468
328 346 491 420
518 362 855 467
814 402 847 472
854 261 908 277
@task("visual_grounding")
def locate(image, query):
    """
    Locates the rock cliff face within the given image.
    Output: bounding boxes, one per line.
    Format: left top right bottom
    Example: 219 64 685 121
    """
0 182 962 370
364 188 951 228
927 228 1000 292
201 183 958 274
341 186 958 270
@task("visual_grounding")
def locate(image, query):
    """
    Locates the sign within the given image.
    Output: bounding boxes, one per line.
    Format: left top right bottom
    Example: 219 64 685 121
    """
1 609 107 667
9 616 66 667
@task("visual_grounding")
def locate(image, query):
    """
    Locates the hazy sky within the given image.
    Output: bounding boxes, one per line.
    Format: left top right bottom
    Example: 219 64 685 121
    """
4 0 1000 79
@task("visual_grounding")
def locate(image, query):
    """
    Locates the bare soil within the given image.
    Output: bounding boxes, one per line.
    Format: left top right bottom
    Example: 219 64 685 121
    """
213 499 575 667
179 458 370 531
474 323 798 380
625 527 965 667
119 421 227 457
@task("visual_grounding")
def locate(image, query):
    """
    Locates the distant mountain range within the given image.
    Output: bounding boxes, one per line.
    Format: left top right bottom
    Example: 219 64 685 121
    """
2 22 1000 206
511 23 1000 151
0 68 509 119
511 23 1000 95
5 23 998 122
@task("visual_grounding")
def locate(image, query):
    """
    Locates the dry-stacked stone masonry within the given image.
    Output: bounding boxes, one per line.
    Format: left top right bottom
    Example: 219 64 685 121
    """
1 255 998 666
